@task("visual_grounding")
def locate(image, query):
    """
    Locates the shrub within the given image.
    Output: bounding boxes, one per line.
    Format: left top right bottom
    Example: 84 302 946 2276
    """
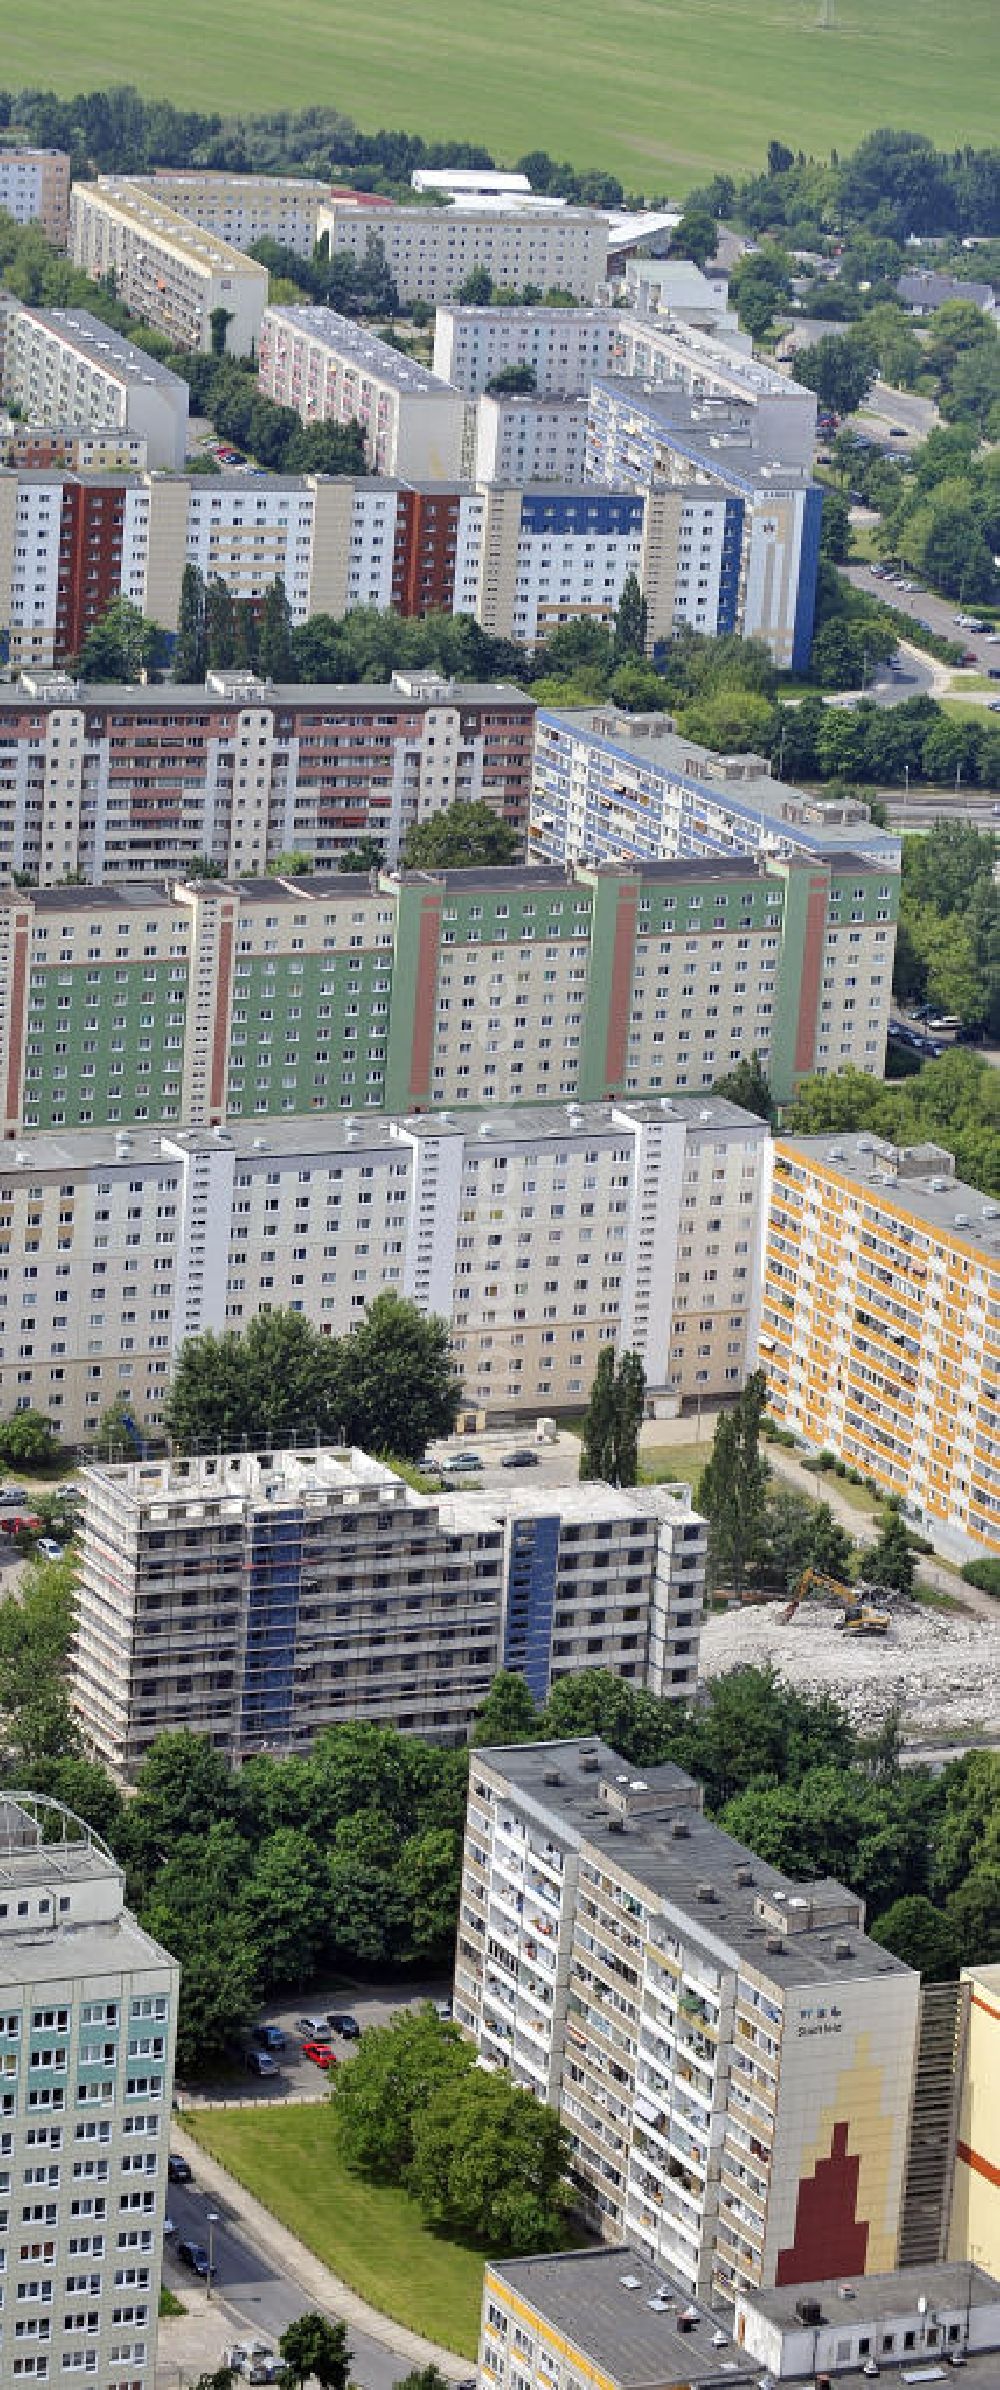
962 1558 1000 1597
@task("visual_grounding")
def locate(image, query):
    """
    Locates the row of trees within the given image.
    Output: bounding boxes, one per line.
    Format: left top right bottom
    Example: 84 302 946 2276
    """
687 129 1000 254
335 2006 569 2251
695 1373 921 1605
163 1295 461 1461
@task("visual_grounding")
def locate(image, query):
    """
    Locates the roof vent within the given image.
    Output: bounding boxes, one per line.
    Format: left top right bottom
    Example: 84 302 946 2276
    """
734 1864 754 1887
671 1818 690 1839
580 1753 599 1774
542 1768 562 1786
833 1938 853 1959
252 1137 269 1150
619 2274 642 2292
765 1934 784 1954
695 1881 717 1903
795 2299 823 2326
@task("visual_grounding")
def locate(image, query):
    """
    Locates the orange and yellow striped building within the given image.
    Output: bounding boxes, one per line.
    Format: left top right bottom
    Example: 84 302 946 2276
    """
759 1134 1000 1560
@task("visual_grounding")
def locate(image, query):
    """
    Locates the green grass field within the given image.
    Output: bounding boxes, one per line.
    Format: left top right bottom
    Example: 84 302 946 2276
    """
5 0 997 190
184 2106 489 2356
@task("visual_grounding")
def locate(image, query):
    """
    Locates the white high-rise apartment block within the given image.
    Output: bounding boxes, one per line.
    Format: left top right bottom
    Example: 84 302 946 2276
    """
1 308 190 470
73 1450 708 1775
0 1792 178 2387
314 198 608 306
432 306 619 396
0 151 70 245
472 394 589 483
0 1100 767 1443
456 1741 920 2304
123 172 330 258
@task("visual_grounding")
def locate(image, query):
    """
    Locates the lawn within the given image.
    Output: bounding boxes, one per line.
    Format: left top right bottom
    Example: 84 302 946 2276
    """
640 1439 713 1491
2 0 996 189
184 2106 489 2356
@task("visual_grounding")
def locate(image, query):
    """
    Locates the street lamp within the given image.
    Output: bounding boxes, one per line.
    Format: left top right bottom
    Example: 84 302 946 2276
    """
206 2209 219 2301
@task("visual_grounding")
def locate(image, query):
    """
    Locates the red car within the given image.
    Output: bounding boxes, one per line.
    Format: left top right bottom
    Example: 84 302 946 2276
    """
302 2041 337 2070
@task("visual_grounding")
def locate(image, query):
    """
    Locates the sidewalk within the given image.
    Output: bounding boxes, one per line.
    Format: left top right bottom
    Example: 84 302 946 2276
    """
157 2286 233 2389
765 1444 995 1621
169 2118 471 2382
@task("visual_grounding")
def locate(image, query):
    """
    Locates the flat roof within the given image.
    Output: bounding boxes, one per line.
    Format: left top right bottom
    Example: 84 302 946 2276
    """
776 1133 1000 1268
0 1095 766 1174
439 305 616 325
747 2261 1000 2330
0 1908 173 1991
15 309 189 394
488 2249 752 2388
0 677 531 711
592 375 814 490
265 304 466 396
322 197 603 225
476 1737 914 1988
618 313 811 402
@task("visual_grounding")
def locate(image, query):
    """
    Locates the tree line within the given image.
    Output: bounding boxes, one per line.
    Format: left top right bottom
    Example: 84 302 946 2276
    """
787 1045 1000 1198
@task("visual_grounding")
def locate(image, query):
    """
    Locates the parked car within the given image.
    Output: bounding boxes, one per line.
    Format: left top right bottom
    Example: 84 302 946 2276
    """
295 2016 331 2041
1 1488 29 1504
36 1538 63 1561
302 2040 337 2070
244 2048 280 2078
253 2023 286 2052
444 1452 483 1473
167 2153 193 2184
228 2345 286 2383
164 2215 176 2238
177 2240 214 2277
327 2012 361 2039
501 1449 539 1470
0 1511 41 1535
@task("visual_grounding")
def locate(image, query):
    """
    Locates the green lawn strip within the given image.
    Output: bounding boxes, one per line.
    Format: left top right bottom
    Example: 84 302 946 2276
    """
159 2287 185 2317
184 2106 488 2356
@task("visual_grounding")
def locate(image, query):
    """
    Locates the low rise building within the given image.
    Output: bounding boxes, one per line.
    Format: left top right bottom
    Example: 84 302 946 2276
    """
480 2248 1000 2390
0 849 881 1126
258 305 469 478
457 1740 920 2301
432 304 619 395
69 180 268 355
0 1791 178 2387
0 1098 766 1438
0 669 533 879
624 256 739 332
315 196 609 305
2 305 190 468
0 146 70 243
0 420 150 471
759 1134 1000 1558
73 1450 707 1773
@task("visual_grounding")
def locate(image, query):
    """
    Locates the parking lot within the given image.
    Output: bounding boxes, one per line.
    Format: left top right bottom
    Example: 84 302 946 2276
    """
424 1424 584 1498
180 1973 454 2106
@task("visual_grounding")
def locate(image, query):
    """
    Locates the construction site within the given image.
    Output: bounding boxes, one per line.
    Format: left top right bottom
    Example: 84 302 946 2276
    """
700 1589 1000 1745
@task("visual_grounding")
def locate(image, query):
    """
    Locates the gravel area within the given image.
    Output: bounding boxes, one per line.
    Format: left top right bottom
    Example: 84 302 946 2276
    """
701 1598 1000 1740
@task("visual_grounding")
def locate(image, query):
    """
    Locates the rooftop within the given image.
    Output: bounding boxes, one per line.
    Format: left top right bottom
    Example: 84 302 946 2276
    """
0 1095 767 1176
619 313 812 403
486 2248 751 2388
592 375 814 490
476 1737 914 1987
0 673 532 711
12 308 189 394
747 2260 1000 2333
776 1134 1000 1268
438 303 616 326
264 304 463 397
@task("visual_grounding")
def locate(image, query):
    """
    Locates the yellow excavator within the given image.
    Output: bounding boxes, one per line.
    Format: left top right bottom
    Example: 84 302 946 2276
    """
782 1566 891 1635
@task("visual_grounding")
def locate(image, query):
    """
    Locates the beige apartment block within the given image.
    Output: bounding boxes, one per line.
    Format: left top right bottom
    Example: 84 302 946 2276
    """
73 1451 707 1774
70 181 268 355
0 1100 766 1443
132 170 330 256
457 1741 920 2304
0 1793 178 2384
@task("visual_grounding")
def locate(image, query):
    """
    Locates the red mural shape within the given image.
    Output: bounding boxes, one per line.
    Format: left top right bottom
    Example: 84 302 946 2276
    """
775 2120 870 2286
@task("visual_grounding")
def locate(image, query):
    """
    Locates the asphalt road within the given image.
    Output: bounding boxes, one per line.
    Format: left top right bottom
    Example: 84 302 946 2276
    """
164 2179 409 2390
857 381 940 443
882 790 1000 828
844 562 1000 680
